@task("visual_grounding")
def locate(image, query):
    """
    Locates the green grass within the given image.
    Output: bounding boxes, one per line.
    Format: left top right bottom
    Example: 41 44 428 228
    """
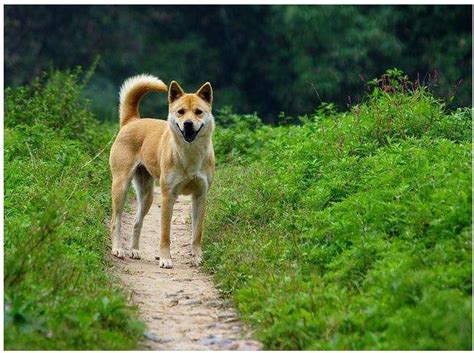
4 68 471 350
206 72 472 349
4 70 144 349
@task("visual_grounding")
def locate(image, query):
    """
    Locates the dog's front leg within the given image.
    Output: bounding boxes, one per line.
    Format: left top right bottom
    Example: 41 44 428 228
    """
191 191 207 266
159 191 176 268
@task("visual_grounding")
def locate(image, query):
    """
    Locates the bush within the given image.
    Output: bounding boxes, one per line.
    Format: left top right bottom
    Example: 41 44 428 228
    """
4 70 143 349
213 106 266 164
205 73 472 349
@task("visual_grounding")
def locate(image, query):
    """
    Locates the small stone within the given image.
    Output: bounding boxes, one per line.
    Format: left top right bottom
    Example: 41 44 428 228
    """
217 312 236 319
159 337 174 344
223 317 239 323
182 299 202 305
144 331 161 342
172 278 192 282
200 335 234 347
144 331 174 344
169 299 179 306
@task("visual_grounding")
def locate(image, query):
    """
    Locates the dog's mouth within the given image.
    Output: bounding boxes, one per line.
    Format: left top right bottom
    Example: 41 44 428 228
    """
176 123 204 143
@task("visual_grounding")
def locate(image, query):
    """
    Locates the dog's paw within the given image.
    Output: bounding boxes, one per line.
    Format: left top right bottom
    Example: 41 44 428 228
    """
159 258 173 269
112 248 125 259
191 246 203 267
192 255 203 267
129 249 140 259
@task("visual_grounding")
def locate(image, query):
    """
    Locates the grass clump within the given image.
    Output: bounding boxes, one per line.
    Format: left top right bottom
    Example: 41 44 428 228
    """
206 71 472 349
4 70 144 349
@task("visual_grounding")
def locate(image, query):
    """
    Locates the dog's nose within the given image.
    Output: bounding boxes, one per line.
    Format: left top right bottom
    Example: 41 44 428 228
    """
183 120 194 130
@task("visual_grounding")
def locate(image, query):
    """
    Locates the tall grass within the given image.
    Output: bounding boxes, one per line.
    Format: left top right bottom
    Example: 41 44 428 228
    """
206 71 472 349
4 70 143 349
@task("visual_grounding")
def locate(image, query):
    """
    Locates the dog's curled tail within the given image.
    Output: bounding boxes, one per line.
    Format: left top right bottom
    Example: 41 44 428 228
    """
119 74 168 127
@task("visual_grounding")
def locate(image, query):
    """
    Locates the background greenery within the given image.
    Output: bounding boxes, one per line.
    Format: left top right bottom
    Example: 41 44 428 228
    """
4 4 472 350
4 5 472 122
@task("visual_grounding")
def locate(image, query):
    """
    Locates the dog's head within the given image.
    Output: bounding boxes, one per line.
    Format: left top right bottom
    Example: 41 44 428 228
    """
168 81 214 143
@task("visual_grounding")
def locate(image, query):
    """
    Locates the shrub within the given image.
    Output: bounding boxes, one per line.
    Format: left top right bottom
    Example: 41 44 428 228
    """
213 106 267 164
4 70 143 349
205 73 472 349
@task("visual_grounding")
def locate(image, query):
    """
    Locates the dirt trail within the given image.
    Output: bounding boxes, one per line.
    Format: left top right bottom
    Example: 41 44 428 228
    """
112 187 262 350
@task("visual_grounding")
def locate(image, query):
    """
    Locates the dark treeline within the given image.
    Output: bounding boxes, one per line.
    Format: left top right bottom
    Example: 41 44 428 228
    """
5 5 472 122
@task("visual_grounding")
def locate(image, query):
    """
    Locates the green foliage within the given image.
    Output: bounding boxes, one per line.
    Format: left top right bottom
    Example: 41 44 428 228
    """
4 71 143 349
213 106 268 164
4 5 472 121
206 76 472 349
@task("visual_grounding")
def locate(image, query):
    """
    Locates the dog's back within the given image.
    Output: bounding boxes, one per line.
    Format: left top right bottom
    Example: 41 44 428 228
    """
110 75 169 179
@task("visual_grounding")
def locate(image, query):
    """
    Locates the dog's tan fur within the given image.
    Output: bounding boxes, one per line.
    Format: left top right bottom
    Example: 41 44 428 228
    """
109 74 215 268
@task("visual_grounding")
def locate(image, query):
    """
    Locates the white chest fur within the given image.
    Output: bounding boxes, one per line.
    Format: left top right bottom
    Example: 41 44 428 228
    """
165 137 211 195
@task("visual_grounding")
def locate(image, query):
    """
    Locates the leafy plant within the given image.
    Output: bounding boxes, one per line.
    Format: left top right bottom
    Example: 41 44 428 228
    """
4 70 143 349
205 72 472 349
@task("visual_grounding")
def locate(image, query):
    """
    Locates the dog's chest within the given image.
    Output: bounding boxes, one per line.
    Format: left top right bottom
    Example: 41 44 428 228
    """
169 169 207 195
167 143 210 195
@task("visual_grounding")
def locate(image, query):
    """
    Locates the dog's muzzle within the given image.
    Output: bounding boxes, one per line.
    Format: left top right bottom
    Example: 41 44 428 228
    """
177 120 203 143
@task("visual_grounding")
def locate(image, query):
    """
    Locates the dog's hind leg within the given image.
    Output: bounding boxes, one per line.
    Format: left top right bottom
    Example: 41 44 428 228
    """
111 170 134 259
129 165 154 259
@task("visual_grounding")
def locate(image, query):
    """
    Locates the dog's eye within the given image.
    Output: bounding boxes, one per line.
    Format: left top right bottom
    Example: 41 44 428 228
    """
195 109 203 115
177 109 185 115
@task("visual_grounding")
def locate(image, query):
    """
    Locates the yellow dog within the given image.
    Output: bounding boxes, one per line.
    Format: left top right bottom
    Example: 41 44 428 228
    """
109 74 215 268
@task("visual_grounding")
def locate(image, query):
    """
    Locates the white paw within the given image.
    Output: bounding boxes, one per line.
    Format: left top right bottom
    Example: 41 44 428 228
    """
129 249 140 259
192 246 203 266
112 248 125 259
159 258 173 269
192 256 203 267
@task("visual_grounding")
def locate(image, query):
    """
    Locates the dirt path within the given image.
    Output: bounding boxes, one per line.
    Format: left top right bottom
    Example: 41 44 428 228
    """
112 187 262 350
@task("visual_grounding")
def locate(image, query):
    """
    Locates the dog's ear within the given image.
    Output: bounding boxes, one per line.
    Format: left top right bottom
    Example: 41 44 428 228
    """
196 82 213 105
169 81 185 104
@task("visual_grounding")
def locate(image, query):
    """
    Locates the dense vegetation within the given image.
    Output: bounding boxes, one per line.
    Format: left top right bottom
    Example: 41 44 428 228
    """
4 3 472 349
5 5 472 121
4 65 471 349
4 71 143 349
206 71 472 349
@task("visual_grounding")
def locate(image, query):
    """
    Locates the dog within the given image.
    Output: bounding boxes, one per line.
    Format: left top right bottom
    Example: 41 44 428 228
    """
109 74 215 268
